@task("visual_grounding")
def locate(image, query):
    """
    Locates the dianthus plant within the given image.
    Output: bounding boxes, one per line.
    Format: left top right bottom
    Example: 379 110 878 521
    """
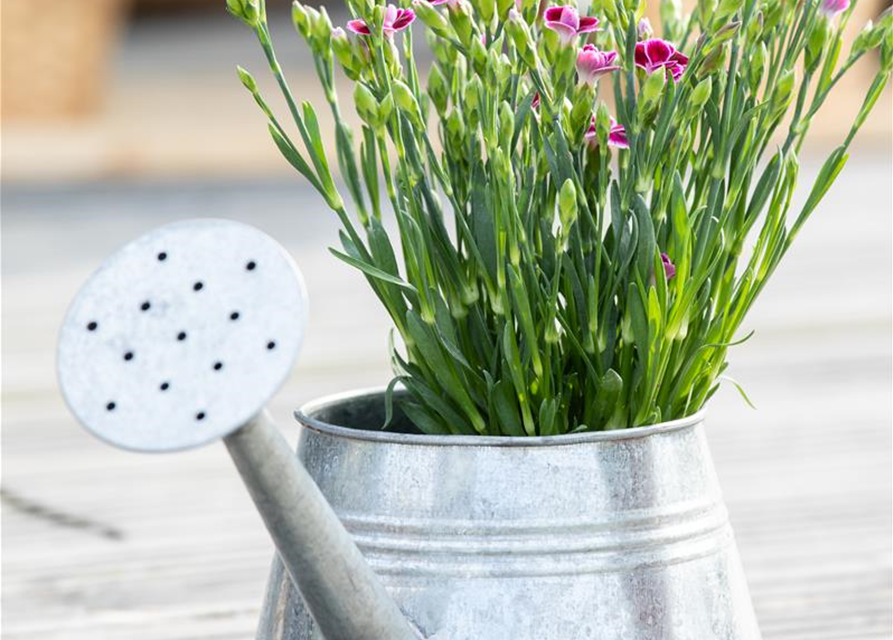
228 0 892 435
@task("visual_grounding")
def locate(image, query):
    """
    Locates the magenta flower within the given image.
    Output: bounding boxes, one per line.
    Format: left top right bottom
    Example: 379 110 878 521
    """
820 0 849 16
661 253 676 279
584 116 629 149
635 38 689 81
544 5 601 44
347 4 416 36
576 44 620 85
608 118 628 149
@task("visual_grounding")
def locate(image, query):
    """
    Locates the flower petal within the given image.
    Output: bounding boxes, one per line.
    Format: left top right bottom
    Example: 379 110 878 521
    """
544 6 567 22
577 16 600 33
558 5 580 30
346 19 371 35
634 42 649 68
644 38 674 66
545 20 579 40
392 8 416 30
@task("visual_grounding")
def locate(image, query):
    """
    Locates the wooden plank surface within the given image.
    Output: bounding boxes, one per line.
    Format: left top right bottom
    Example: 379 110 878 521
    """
2 148 891 638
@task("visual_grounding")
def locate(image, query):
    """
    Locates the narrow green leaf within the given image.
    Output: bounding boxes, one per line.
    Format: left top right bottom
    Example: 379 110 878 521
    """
329 248 418 293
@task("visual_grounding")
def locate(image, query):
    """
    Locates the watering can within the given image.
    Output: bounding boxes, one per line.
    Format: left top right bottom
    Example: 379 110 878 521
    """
58 219 761 640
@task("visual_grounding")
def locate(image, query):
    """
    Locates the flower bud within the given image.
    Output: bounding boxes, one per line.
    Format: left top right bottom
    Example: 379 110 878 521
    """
427 65 450 116
496 53 513 85
311 7 334 48
228 0 262 26
291 1 312 39
805 18 829 72
465 76 484 113
770 68 796 115
595 102 612 146
392 80 423 126
558 179 578 232
600 0 619 23
697 43 727 78
371 4 386 32
446 108 466 142
762 0 782 32
379 93 395 122
881 28 893 73
851 21 881 57
748 42 766 92
879 5 893 30
690 77 712 109
236 65 258 93
449 0 475 48
470 35 488 75
661 0 683 36
570 84 595 138
715 0 744 20
412 0 451 37
747 10 763 40
473 0 497 26
499 101 514 149
331 27 361 78
428 30 456 66
638 18 654 39
506 9 537 68
354 83 381 127
496 0 514 21
642 68 666 104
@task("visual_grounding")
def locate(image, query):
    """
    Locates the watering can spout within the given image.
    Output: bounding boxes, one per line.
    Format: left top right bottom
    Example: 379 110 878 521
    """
227 412 420 640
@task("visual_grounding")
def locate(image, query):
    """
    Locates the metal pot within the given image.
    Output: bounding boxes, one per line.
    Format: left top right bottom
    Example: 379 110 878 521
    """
258 388 761 640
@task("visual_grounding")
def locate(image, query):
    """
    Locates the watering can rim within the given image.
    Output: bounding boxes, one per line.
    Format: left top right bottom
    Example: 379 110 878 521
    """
295 387 708 448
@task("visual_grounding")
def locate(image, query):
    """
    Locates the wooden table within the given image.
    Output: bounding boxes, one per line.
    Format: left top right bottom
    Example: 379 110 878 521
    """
2 149 890 638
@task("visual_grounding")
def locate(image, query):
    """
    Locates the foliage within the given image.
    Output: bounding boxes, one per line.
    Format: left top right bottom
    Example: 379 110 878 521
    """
229 0 893 434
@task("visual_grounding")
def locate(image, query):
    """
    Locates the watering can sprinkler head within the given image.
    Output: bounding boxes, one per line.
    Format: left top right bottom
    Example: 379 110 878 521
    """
58 219 419 640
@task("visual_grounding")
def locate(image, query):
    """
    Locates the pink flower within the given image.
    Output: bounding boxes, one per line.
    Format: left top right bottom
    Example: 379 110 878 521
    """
820 0 849 16
584 116 629 149
608 119 628 148
576 44 620 85
661 253 676 279
532 92 541 109
347 4 416 37
634 38 689 81
544 5 601 44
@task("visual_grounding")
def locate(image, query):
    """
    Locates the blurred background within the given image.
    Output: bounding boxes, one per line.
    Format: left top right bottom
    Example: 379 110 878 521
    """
2 1 891 639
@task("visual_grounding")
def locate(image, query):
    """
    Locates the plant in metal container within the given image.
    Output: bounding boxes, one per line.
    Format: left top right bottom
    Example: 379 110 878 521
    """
57 2 891 638
229 0 891 436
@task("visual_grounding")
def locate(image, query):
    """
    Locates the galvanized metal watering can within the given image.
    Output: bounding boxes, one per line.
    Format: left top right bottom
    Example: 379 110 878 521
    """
59 220 761 640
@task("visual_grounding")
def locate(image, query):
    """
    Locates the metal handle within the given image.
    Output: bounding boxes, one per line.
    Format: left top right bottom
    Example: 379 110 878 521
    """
224 411 419 640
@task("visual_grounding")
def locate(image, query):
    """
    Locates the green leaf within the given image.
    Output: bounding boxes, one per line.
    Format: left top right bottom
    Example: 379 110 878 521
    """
512 90 535 150
382 376 402 429
492 379 525 436
627 283 649 354
722 375 757 409
633 195 656 279
329 248 418 293
268 124 323 193
401 401 452 435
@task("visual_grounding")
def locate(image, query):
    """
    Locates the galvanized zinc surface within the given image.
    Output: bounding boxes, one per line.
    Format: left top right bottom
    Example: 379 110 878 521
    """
2 152 891 639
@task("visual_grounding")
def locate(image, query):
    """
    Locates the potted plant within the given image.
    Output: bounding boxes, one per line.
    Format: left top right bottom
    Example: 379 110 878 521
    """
225 0 891 637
